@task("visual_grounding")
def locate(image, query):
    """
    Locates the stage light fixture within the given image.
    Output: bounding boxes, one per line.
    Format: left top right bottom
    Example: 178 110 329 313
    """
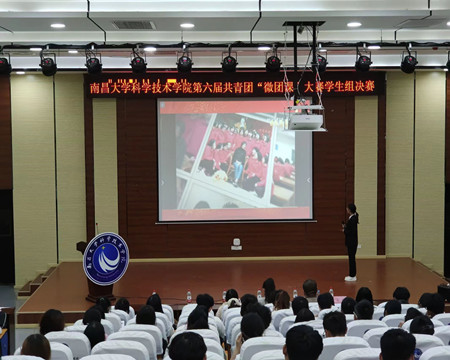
401 50 418 74
266 55 281 72
0 55 12 75
317 54 327 72
177 54 193 73
85 50 102 75
355 48 372 72
39 51 57 76
130 56 146 74
222 55 237 73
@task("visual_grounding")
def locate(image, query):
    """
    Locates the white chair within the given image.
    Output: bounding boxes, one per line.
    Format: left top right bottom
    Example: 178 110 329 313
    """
110 309 129 325
402 319 445 331
302 320 324 331
265 304 274 312
318 337 369 360
381 314 405 327
346 320 388 338
91 340 149 360
345 314 355 324
413 334 445 354
279 316 296 337
180 304 197 316
333 347 381 360
162 305 174 324
433 326 450 345
65 325 87 334
433 314 450 326
239 337 286 360
318 307 338 320
401 304 419 315
173 329 221 344
420 346 450 360
81 355 135 360
272 309 293 331
3 356 45 360
372 308 384 321
156 312 172 337
206 352 224 360
120 324 163 355
203 338 225 358
226 316 242 344
230 323 241 347
249 349 284 360
155 318 168 340
107 331 157 360
363 327 394 348
309 304 320 317
223 308 241 329
101 320 115 336
125 317 136 325
105 313 122 332
46 331 91 360
15 343 74 360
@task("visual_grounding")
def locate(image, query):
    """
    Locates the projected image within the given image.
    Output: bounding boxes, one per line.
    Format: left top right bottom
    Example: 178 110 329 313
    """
158 99 312 222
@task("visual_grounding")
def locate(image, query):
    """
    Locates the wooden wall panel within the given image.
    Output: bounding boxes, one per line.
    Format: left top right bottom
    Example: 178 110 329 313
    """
0 75 12 190
378 94 386 255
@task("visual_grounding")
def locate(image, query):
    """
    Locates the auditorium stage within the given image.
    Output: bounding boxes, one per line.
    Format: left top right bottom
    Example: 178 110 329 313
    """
17 258 445 324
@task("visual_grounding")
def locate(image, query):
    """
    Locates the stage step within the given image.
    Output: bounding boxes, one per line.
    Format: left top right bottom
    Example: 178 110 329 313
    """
18 267 57 296
18 281 32 297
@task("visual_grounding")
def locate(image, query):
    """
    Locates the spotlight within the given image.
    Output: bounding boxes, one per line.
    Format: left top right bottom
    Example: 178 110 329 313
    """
177 54 193 73
401 50 418 74
0 55 11 75
355 48 372 72
131 56 146 74
317 54 327 72
39 51 57 76
266 55 281 72
222 55 237 73
85 50 102 75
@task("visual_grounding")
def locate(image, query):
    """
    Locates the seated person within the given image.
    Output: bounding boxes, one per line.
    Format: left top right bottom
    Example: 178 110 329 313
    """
262 278 276 305
426 293 445 318
295 308 315 323
340 297 356 315
284 325 323 360
247 303 282 337
292 296 309 316
241 294 258 316
96 297 111 314
84 320 105 349
137 305 167 351
302 279 318 303
217 289 240 319
39 309 65 335
404 308 422 322
354 299 374 320
187 305 209 330
169 332 207 360
147 293 164 313
115 297 130 314
317 293 334 311
418 293 433 309
196 294 214 313
83 307 103 325
21 334 51 360
410 315 434 335
230 313 266 360
323 311 347 337
393 287 411 304
380 329 415 360
355 287 373 305
274 290 291 311
384 300 401 317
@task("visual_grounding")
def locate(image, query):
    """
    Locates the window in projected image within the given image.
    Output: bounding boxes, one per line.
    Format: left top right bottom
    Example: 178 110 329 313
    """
157 99 313 222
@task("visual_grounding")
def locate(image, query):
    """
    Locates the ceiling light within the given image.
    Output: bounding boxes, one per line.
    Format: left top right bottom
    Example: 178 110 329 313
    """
68 50 78 54
177 55 193 73
144 47 157 52
401 52 418 74
30 47 42 52
51 23 66 29
367 45 381 50
40 57 57 76
266 55 281 72
447 21 450 26
318 48 327 52
355 55 372 72
347 22 362 28
16 71 25 75
222 55 237 73
317 54 327 72
180 23 195 29
0 57 11 75
258 46 271 51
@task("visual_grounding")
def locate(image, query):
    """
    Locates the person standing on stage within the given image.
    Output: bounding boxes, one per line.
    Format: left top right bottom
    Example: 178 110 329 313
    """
343 203 358 282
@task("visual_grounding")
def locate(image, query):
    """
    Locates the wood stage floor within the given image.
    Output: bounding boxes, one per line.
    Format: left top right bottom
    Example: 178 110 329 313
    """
17 258 446 324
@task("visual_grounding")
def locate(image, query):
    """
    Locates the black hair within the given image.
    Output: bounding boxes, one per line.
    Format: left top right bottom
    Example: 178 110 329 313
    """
340 297 356 315
347 203 359 223
418 293 433 308
404 308 423 322
323 311 347 337
147 293 164 313
196 293 214 310
285 325 323 360
295 308 315 323
354 300 374 320
247 303 271 329
207 139 216 147
115 298 130 314
241 313 265 341
240 294 258 316
84 321 105 349
380 329 416 360
96 297 111 314
136 305 156 325
393 287 410 303
187 305 209 330
21 334 51 360
292 296 309 316
83 307 102 325
91 305 106 319
317 293 334 310
410 315 434 335
274 290 291 310
262 278 276 304
39 309 65 335
426 293 445 317
168 332 207 360
302 279 317 298
194 201 210 209
384 300 402 315
355 287 373 305
225 289 239 301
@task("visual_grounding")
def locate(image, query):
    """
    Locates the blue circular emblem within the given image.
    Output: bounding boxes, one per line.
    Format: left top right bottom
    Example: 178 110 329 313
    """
83 232 129 286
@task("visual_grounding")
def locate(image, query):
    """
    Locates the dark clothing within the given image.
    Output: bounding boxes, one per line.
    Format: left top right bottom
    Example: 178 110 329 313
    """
347 243 357 277
344 214 358 277
232 147 246 164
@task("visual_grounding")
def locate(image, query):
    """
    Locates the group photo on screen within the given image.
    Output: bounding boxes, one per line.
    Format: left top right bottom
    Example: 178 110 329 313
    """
158 99 312 221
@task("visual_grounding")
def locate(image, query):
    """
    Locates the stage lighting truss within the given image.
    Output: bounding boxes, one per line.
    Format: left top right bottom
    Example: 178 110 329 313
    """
401 49 418 74
0 52 12 75
265 47 281 72
39 51 57 76
176 50 193 73
85 49 102 75
130 48 147 74
355 48 372 72
316 54 328 73
221 48 238 73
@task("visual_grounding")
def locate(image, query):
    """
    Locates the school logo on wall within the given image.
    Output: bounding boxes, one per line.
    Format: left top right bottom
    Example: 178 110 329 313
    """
83 232 129 286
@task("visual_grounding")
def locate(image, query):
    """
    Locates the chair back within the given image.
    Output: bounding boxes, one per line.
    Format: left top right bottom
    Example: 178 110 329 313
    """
279 316 296 337
14 343 73 360
120 324 163 355
240 337 286 360
433 314 450 326
433 325 450 345
203 338 225 358
3 356 45 360
381 314 405 327
100 320 114 336
362 327 394 348
105 313 122 332
413 334 445 357
401 304 419 315
319 337 369 360
45 331 91 360
420 345 450 360
81 355 135 360
91 340 149 360
271 309 293 331
333 347 381 360
162 305 174 324
110 309 129 324
249 349 284 360
346 320 388 338
108 331 157 360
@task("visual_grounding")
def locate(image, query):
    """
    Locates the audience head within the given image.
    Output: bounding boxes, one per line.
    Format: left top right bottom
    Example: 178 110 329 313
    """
340 297 356 315
380 329 416 360
169 332 207 360
303 279 318 298
317 293 334 310
355 287 373 305
196 293 214 311
393 287 410 304
187 305 209 330
410 315 434 335
323 311 347 337
225 289 239 302
426 293 445 317
404 308 423 322
354 299 374 320
91 305 106 319
262 278 276 304
84 321 105 349
247 303 272 329
240 294 258 316
241 313 266 341
292 296 309 316
21 334 51 360
39 309 65 335
418 293 433 309
146 293 163 313
384 300 402 316
284 325 323 360
295 308 315 323
115 297 130 314
274 290 291 310
83 307 102 325
96 297 111 314
136 305 156 325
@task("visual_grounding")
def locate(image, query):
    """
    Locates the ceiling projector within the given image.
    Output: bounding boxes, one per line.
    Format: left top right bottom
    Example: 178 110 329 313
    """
287 105 326 131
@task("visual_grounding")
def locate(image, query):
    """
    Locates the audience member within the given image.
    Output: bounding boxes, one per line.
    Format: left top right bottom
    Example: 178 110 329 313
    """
84 321 105 349
187 305 209 330
196 293 215 312
380 329 415 360
39 309 65 335
96 297 111 314
284 325 323 360
303 279 318 303
241 294 258 316
262 278 276 304
384 300 401 316
115 297 130 314
418 293 433 309
136 305 156 325
247 303 271 330
274 290 291 311
426 293 445 318
230 313 266 360
217 289 240 319
21 334 51 360
317 293 334 310
340 297 356 315
295 308 315 323
323 311 347 337
147 293 164 313
83 307 103 325
355 287 373 305
404 308 422 322
292 296 309 316
169 332 207 360
393 287 410 304
354 299 374 320
410 315 434 335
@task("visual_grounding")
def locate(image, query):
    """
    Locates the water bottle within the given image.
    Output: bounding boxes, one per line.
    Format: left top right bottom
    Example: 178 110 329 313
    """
316 289 320 297
222 289 227 302
293 289 298 298
152 289 156 295
329 288 334 298
257 289 262 300
187 289 192 303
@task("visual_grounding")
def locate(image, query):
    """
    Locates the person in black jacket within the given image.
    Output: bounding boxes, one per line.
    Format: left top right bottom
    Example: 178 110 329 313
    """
343 203 358 281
